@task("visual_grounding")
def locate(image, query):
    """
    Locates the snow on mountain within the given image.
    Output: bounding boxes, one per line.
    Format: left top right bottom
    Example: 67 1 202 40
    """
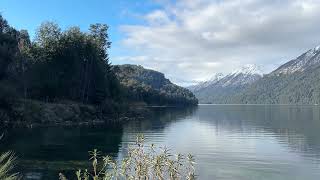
232 64 263 76
218 64 262 87
209 73 225 82
189 44 320 104
188 64 262 103
188 73 224 92
273 45 320 75
188 64 262 92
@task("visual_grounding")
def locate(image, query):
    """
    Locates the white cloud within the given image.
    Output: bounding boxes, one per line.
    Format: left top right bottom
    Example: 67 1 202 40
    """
116 0 320 86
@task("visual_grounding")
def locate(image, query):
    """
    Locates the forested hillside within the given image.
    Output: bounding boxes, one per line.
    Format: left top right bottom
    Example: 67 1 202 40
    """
113 65 198 106
0 15 197 124
237 70 320 104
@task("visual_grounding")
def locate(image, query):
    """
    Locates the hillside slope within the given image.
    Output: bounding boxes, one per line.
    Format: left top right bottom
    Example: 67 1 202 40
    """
113 64 198 106
189 65 262 103
238 46 320 104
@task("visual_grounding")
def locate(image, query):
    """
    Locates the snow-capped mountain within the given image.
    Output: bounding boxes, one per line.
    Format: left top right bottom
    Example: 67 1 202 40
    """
189 64 262 91
188 73 224 92
215 64 262 87
209 73 225 82
189 44 320 104
237 44 320 104
231 46 320 104
233 64 263 75
272 45 320 75
188 64 262 103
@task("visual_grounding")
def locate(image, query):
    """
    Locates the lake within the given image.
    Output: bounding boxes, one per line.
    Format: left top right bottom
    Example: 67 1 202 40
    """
1 105 320 179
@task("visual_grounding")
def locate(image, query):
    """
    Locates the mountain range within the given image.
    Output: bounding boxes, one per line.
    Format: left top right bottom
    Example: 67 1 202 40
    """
188 45 320 104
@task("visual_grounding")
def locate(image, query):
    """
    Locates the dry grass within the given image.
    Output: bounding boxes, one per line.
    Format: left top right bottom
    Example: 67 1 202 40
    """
0 134 20 180
60 134 196 180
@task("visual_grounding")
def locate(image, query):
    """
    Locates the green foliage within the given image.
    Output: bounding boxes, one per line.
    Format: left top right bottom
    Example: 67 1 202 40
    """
0 15 122 105
27 22 119 104
113 65 198 106
0 15 20 80
61 134 196 180
0 15 27 109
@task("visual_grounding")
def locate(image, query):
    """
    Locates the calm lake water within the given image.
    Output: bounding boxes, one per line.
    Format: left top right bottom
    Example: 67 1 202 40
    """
1 105 320 179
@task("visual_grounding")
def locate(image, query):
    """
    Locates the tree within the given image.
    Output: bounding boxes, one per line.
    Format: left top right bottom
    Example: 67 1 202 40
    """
0 15 19 80
35 22 61 49
26 22 120 104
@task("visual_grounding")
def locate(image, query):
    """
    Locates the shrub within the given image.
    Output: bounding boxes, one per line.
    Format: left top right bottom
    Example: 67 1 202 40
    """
0 135 20 180
60 134 196 180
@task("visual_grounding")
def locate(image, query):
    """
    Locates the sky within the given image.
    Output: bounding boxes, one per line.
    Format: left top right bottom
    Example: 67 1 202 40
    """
1 0 320 86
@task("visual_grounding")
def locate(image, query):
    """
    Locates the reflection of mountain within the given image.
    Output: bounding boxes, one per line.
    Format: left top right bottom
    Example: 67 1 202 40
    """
118 106 198 155
2 106 320 179
196 105 320 157
118 105 320 179
118 105 320 159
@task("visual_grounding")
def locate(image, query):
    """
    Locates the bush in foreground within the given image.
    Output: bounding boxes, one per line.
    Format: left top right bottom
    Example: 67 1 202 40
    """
59 134 196 180
0 135 20 180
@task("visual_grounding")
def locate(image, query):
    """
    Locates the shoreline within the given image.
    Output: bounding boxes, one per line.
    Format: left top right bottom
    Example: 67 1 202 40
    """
0 99 197 128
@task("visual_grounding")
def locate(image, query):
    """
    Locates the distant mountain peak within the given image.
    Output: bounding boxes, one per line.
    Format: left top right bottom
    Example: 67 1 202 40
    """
208 73 224 82
187 64 262 96
189 44 320 104
232 64 262 75
306 45 320 57
273 45 320 75
187 73 225 92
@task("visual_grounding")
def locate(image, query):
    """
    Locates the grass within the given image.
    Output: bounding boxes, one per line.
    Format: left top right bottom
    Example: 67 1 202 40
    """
0 134 20 180
60 134 196 180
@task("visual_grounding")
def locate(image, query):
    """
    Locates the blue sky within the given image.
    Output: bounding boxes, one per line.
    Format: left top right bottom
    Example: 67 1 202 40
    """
1 0 320 86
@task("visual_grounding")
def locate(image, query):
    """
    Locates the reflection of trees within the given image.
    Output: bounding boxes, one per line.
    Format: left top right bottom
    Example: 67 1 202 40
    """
0 125 124 179
123 106 198 133
0 125 123 161
196 105 320 158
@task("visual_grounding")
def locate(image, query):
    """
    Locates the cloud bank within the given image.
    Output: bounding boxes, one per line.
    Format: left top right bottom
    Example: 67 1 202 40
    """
116 0 320 86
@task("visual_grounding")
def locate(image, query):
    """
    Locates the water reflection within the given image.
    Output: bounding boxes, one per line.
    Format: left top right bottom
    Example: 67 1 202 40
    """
0 106 197 179
0 125 124 179
1 105 320 179
196 105 320 157
119 105 320 180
